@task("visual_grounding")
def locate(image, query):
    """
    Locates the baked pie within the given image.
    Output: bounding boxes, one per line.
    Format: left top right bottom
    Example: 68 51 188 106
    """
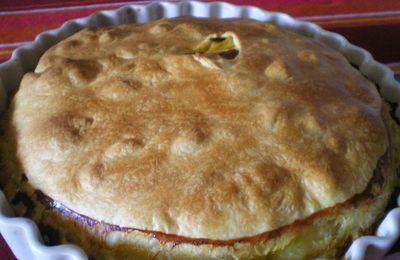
1 17 399 259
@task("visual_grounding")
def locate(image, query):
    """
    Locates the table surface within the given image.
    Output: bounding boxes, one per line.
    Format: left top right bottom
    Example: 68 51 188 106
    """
0 0 400 259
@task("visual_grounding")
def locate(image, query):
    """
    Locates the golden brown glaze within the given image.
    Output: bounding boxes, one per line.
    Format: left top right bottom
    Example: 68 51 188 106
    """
8 17 388 240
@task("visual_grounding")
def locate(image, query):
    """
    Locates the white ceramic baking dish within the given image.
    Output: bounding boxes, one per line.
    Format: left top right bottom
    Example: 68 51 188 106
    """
0 1 399 259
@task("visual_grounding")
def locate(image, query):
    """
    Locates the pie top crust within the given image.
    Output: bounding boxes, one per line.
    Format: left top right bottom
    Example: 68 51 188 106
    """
8 17 388 240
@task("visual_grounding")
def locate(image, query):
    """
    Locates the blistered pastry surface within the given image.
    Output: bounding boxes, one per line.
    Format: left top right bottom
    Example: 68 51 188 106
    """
8 17 388 239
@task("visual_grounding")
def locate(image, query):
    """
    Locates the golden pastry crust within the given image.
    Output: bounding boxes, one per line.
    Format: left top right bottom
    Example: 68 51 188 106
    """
7 17 389 242
3 121 398 259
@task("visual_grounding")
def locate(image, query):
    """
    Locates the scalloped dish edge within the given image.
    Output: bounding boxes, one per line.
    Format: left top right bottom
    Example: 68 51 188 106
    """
0 1 399 260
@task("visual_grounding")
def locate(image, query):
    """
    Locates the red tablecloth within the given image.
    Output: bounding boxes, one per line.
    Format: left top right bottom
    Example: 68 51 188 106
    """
1 1 400 259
